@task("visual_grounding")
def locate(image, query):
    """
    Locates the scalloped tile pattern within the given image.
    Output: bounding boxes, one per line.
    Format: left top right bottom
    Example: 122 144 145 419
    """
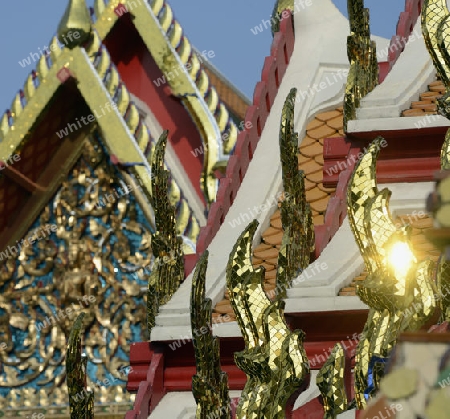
213 108 343 323
401 80 444 117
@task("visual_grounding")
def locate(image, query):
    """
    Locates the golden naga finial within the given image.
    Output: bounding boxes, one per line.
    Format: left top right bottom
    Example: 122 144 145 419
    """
191 251 231 419
147 131 185 332
57 0 92 49
346 138 437 409
93 0 106 18
344 0 378 131
422 0 450 117
67 313 94 419
441 129 450 169
422 0 450 87
277 88 314 295
317 343 349 418
226 220 309 418
271 0 294 34
431 134 450 322
422 1 450 323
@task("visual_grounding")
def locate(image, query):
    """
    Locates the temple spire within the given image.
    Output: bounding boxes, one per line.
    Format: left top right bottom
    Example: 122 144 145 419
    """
57 0 92 49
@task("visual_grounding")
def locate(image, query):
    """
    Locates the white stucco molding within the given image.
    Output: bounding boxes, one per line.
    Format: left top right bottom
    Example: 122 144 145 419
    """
348 114 450 135
146 376 355 418
151 0 389 341
148 391 242 419
355 19 436 121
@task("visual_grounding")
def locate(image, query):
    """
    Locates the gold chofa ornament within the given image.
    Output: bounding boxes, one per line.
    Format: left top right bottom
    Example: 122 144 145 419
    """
347 138 437 409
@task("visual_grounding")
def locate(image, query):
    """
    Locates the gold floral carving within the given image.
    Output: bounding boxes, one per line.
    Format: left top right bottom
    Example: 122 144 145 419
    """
0 133 149 411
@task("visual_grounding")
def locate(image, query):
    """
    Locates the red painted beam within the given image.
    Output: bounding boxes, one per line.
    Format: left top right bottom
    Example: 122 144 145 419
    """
128 313 366 390
323 124 446 189
378 0 424 83
103 15 206 205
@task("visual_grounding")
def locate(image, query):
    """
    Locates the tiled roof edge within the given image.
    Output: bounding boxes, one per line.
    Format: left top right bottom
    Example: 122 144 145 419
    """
194 47 252 106
194 12 296 262
378 0 424 82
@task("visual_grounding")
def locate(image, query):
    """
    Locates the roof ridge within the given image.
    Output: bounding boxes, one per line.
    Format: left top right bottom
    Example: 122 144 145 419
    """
91 0 241 202
0 23 200 245
193 46 252 106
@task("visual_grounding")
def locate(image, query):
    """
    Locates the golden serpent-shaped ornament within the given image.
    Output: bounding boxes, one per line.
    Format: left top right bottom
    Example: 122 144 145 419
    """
422 0 450 117
147 131 185 332
316 343 348 419
276 88 315 296
226 221 309 418
67 313 94 419
191 251 231 419
346 138 437 409
344 0 378 131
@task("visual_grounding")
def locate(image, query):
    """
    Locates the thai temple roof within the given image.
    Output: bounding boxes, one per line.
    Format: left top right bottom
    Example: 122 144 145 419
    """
1 0 450 418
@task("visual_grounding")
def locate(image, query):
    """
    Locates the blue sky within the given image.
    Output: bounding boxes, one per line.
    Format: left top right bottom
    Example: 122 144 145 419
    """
0 1 404 113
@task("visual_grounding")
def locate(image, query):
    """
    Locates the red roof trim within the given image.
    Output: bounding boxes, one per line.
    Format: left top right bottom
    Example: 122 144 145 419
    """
378 0 425 83
194 12 295 264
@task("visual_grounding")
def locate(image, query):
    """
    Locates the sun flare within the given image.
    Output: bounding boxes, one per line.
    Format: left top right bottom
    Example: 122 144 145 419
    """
386 241 416 278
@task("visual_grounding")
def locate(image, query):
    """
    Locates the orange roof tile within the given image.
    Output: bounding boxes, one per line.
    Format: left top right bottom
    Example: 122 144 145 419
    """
310 197 329 213
298 154 312 165
307 188 328 203
265 257 279 265
305 178 317 191
316 110 341 122
261 262 276 271
401 79 444 117
314 153 324 165
306 119 325 130
263 226 282 238
271 215 282 229
213 108 343 322
300 136 318 149
327 115 344 131
264 231 284 246
307 170 323 183
265 270 277 280
301 158 324 172
307 125 337 140
254 247 280 259
313 214 324 224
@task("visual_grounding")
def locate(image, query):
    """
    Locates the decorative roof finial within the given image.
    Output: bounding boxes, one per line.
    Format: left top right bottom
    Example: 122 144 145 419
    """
343 0 378 131
271 0 294 35
57 0 92 49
